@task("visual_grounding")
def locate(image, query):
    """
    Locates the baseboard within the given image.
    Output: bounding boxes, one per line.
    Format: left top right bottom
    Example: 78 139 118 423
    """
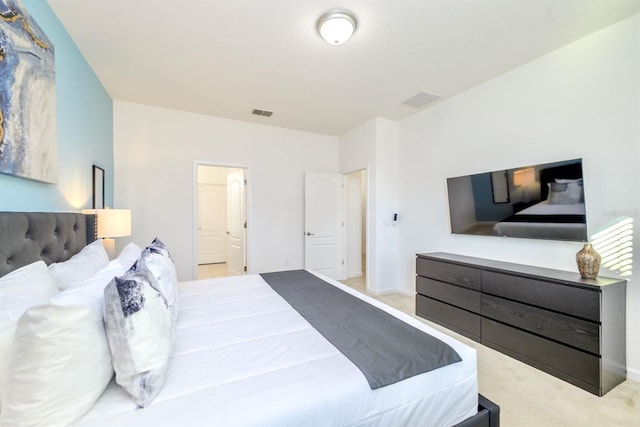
367 287 414 297
627 366 640 383
347 271 363 278
366 288 394 296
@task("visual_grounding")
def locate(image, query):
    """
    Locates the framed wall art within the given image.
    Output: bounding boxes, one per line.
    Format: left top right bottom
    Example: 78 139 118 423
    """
0 0 57 183
92 165 104 209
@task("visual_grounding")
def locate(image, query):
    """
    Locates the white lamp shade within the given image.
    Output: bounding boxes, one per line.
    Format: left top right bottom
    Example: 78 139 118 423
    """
93 209 131 238
318 11 356 45
513 168 536 186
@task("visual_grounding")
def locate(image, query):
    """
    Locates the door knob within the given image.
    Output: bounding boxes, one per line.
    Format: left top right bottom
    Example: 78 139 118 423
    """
306 232 314 236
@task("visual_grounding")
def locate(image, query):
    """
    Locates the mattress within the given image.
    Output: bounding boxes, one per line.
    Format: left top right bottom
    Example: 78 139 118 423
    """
492 201 587 240
517 201 585 216
77 272 478 426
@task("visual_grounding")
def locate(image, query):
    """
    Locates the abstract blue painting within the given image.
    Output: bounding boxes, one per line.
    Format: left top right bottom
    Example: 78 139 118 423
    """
0 0 56 183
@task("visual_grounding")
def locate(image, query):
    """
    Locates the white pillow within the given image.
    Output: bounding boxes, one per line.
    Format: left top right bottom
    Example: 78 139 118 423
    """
0 261 124 426
48 239 109 290
64 258 127 291
135 238 178 320
0 261 58 382
555 178 583 184
103 270 175 408
547 182 582 204
117 242 143 271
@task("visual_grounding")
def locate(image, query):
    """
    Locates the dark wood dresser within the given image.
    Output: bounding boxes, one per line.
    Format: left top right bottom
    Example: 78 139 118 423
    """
415 252 627 396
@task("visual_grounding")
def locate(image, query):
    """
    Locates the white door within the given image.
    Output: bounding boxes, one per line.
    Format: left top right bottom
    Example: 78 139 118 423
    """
197 184 227 264
227 171 246 275
304 172 346 280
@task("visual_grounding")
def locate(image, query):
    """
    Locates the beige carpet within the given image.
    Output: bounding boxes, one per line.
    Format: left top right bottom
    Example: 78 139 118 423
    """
340 276 640 427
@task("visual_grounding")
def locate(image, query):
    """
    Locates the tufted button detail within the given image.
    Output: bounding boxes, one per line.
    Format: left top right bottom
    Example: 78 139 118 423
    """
25 233 29 239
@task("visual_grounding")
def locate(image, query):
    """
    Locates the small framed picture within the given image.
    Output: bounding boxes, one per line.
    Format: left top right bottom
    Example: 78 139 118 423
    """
491 170 510 204
92 165 105 209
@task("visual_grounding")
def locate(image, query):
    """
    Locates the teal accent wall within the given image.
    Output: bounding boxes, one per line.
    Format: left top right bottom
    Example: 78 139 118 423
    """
0 0 113 211
471 172 513 221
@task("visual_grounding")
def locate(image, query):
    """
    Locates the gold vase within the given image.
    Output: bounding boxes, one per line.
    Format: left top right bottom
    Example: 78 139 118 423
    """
576 243 601 279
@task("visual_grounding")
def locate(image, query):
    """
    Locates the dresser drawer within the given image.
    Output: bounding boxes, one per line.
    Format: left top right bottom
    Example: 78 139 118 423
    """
417 276 481 313
416 258 481 291
482 271 600 321
416 294 481 340
482 294 600 354
482 319 600 392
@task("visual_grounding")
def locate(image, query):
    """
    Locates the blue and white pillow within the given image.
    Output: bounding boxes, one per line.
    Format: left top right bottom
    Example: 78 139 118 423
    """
103 270 174 408
135 238 178 320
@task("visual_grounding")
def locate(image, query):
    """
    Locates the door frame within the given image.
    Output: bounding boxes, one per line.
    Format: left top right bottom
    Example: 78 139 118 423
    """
192 161 250 280
342 165 370 292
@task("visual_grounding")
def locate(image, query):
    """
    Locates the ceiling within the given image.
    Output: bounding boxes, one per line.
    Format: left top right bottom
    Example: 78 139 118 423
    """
47 0 640 136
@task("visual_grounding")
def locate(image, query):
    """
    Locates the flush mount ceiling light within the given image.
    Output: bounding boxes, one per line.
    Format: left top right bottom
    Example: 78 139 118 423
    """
317 10 357 45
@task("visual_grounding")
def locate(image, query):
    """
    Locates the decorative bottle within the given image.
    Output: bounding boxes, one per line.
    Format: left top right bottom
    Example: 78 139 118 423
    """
576 243 601 279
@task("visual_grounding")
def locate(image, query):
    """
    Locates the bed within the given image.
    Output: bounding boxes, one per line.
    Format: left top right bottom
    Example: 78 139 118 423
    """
0 211 498 427
492 161 587 241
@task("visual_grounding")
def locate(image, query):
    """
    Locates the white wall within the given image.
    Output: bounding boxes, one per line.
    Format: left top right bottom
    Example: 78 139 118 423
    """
339 118 402 294
340 120 377 290
346 171 363 277
396 15 640 380
374 119 401 293
114 101 338 280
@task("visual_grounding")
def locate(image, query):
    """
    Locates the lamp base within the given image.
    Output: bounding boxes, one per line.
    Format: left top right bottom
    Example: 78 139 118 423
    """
102 238 116 260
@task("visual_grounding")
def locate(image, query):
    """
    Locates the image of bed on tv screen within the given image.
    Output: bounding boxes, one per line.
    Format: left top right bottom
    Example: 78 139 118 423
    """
446 159 587 242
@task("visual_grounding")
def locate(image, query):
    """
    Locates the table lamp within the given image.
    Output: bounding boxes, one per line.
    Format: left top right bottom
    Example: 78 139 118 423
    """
83 208 131 259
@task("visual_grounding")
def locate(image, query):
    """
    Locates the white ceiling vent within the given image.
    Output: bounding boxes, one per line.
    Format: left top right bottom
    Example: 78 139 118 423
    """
401 91 442 108
252 109 273 117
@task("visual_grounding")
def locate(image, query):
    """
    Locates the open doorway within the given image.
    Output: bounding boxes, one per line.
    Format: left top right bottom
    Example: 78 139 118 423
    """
342 169 367 291
195 164 247 279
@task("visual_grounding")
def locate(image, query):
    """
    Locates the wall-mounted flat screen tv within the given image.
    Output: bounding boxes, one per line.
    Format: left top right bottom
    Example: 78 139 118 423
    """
446 158 587 241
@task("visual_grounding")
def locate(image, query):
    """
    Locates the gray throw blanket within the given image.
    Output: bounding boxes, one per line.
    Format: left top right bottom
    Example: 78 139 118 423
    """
260 270 462 389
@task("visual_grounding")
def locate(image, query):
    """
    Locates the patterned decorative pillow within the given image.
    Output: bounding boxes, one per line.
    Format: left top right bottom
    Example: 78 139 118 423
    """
103 270 174 408
135 238 178 320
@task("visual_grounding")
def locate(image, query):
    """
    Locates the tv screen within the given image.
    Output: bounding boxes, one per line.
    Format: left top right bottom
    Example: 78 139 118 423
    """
446 159 587 241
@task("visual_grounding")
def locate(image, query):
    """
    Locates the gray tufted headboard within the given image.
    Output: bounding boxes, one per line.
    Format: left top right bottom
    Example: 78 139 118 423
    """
0 212 97 278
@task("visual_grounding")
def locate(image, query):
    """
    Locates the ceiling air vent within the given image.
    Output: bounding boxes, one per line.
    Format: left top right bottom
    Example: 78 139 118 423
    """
252 109 273 117
401 91 442 108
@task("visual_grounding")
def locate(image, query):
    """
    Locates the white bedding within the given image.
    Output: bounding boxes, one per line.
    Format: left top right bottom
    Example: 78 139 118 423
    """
77 272 477 427
516 200 585 216
492 201 587 240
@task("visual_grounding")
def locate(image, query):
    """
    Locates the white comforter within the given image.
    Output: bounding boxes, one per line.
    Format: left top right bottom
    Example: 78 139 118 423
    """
492 201 587 240
77 272 478 427
517 201 585 216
